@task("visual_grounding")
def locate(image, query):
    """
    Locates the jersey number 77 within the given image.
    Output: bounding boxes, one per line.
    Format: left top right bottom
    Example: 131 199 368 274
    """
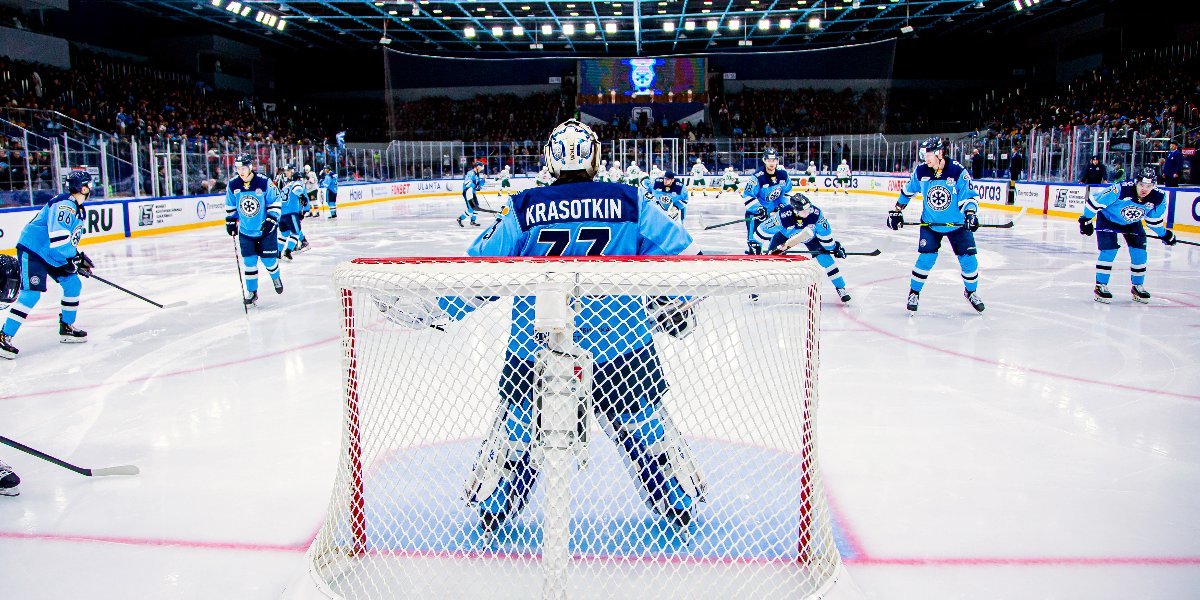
536 227 612 256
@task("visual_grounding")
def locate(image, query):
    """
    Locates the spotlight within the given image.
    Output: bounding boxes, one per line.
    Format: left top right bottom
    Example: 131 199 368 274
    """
900 24 914 33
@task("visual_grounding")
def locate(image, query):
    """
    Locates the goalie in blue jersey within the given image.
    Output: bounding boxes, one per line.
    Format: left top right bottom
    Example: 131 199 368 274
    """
377 119 704 537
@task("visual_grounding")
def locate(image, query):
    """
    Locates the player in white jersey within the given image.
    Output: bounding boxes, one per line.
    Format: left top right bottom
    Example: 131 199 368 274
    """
498 166 513 196
626 163 646 187
834 159 852 195
303 164 321 217
536 165 554 187
719 166 740 196
690 158 709 197
608 160 624 184
596 159 610 182
649 164 665 182
804 162 819 193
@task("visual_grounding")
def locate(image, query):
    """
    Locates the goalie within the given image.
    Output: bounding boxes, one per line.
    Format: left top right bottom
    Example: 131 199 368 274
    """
376 120 705 537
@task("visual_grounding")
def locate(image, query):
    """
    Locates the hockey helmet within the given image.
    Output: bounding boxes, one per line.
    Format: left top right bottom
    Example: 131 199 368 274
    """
762 147 779 162
65 170 95 194
234 153 254 169
0 254 19 304
1134 166 1157 185
664 170 676 180
921 137 944 154
543 119 602 178
788 193 812 212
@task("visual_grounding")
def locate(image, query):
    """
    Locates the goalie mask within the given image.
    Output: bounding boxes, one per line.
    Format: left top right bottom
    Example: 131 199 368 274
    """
543 119 602 178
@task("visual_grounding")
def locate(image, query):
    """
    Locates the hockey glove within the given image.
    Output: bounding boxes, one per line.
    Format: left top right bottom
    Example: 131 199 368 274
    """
76 251 95 277
226 219 238 237
63 255 81 275
964 210 980 232
887 209 904 230
1161 230 1177 245
648 296 696 339
754 207 767 220
831 241 847 259
261 216 278 236
372 295 450 330
1078 217 1094 236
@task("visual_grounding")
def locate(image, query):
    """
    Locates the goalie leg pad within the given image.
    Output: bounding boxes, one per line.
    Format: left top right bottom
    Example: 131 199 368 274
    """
464 356 540 530
593 347 706 526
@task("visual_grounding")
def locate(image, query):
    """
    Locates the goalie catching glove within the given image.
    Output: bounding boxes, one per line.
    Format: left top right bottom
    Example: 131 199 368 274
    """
372 295 451 330
647 296 697 339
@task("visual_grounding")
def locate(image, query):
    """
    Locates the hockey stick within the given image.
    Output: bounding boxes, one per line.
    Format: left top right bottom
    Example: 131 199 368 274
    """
83 272 187 309
233 236 248 314
903 220 1014 228
0 435 140 477
704 217 752 230
1094 229 1200 247
781 249 882 257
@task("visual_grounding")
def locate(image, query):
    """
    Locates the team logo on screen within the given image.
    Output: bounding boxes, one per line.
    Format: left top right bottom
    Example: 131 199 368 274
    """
926 186 953 211
1120 205 1146 222
239 195 262 217
628 59 658 93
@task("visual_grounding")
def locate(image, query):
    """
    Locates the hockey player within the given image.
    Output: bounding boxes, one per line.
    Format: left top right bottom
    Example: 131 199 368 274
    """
382 119 702 537
1078 166 1177 303
720 166 740 196
761 194 851 302
595 159 609 182
0 458 18 497
887 137 984 313
497 165 513 196
689 158 709 197
320 165 338 219
274 164 295 189
626 162 647 188
303 165 320 217
649 170 689 222
0 170 95 359
834 159 852 195
458 161 486 227
536 165 554 187
804 161 819 193
649 164 665 182
608 160 624 184
741 148 793 254
278 177 308 260
225 153 283 306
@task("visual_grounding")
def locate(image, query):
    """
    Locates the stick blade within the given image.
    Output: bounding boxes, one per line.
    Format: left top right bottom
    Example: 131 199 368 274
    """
163 301 188 309
867 249 882 256
89 465 140 477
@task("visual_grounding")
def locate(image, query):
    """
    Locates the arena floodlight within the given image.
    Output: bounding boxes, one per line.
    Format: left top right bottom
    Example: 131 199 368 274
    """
492 26 503 37
706 19 718 30
780 18 792 28
563 23 575 35
464 26 475 37
758 19 770 30
225 1 240 12
900 24 914 33
606 22 617 34
211 0 222 6
541 23 553 35
732 19 743 30
684 20 696 31
379 36 391 44
663 21 675 32
255 10 264 22
276 19 285 31
513 26 524 36
240 5 251 16
584 22 596 34
808 16 820 29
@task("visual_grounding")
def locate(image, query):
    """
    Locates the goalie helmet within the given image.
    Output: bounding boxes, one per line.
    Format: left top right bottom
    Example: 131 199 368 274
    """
0 254 19 304
65 170 95 194
543 119 601 178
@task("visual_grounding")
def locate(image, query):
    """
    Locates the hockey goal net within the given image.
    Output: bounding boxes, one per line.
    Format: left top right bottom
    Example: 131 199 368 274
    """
295 256 846 599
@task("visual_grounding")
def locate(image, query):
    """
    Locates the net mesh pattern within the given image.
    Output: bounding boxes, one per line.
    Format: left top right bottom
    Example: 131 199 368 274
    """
304 257 841 599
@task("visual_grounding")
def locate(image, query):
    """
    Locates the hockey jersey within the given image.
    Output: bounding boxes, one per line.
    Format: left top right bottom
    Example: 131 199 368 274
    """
320 172 338 193
1083 181 1168 234
280 181 307 215
897 160 978 233
649 177 689 218
16 193 85 266
225 174 281 238
743 168 793 213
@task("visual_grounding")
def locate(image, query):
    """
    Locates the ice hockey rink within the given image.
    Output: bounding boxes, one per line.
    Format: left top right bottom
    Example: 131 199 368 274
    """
1 188 1197 599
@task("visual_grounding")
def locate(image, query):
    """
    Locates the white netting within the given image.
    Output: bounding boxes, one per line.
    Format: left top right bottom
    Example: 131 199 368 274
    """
299 256 843 599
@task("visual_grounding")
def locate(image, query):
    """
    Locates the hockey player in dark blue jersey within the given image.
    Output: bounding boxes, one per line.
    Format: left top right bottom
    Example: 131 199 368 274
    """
459 161 486 227
647 170 689 222
887 137 984 313
379 120 702 537
741 148 793 254
1078 167 1177 303
0 170 95 358
278 177 308 261
760 194 851 302
225 153 283 306
320 166 339 219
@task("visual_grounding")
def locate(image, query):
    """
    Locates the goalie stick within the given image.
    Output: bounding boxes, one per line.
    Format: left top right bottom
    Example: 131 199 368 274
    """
84 273 187 309
0 435 140 477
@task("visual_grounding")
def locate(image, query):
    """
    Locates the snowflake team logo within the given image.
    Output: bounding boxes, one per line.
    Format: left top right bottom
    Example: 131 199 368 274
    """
239 195 262 218
30 275 41 286
925 186 953 211
768 188 782 202
1120 205 1145 222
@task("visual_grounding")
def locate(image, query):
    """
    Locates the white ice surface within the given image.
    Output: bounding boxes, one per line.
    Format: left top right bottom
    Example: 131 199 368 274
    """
1 190 1198 599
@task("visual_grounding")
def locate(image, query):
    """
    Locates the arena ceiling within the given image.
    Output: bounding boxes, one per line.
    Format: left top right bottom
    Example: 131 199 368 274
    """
122 0 1108 55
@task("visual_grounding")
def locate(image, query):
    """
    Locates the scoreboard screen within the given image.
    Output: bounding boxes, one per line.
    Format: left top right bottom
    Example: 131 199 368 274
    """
578 57 706 99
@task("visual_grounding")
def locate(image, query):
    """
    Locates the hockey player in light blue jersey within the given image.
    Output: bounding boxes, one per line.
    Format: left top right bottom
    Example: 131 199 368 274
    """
278 177 308 261
1 170 95 359
459 161 486 227
320 166 339 219
887 137 984 313
647 170 689 222
378 120 703 537
759 194 852 302
225 153 283 306
1078 167 1177 303
741 148 793 254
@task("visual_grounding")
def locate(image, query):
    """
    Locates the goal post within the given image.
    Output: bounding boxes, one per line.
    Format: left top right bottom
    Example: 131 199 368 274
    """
293 256 850 599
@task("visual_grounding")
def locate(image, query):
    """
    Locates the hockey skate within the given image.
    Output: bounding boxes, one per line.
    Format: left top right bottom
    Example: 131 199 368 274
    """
273 278 284 295
745 241 762 255
297 239 311 254
0 333 17 360
457 216 465 227
244 291 259 307
1131 285 1151 304
0 460 19 497
835 287 852 303
964 290 985 313
906 289 920 313
59 318 87 343
1094 284 1112 304
283 248 293 261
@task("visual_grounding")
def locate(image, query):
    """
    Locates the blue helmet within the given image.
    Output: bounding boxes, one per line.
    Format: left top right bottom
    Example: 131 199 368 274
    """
921 137 945 154
234 153 254 169
762 147 779 162
663 170 676 179
1134 166 1157 185
66 170 95 194
788 193 812 211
